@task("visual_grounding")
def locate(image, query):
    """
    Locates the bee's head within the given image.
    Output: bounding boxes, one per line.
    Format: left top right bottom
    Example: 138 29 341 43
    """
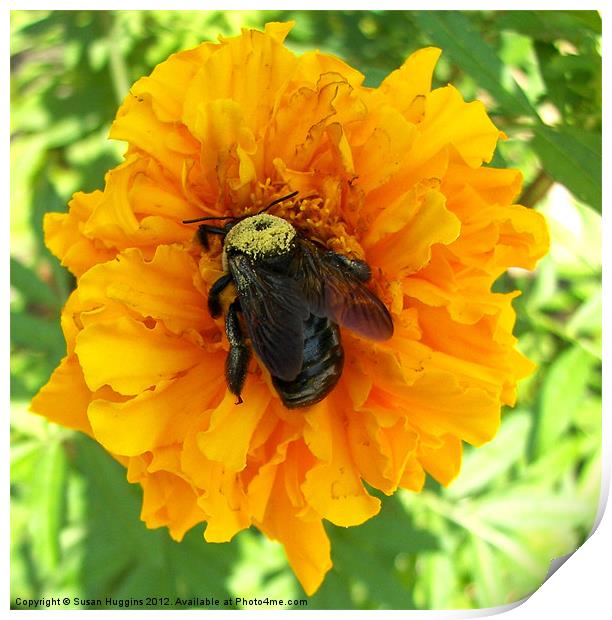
224 213 297 260
182 191 300 262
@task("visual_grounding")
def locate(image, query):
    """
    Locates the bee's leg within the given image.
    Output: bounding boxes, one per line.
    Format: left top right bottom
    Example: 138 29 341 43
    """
326 252 372 282
225 300 250 405
197 224 227 250
208 273 233 318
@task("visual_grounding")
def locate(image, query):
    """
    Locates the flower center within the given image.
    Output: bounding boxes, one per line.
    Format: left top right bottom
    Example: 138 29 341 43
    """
240 188 366 260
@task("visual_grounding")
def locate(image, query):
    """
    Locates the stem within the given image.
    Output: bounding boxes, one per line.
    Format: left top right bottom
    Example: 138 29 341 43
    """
105 11 130 105
417 492 543 576
519 169 554 208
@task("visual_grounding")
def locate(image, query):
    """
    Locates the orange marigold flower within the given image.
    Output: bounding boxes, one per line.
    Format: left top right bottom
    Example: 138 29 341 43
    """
31 22 549 594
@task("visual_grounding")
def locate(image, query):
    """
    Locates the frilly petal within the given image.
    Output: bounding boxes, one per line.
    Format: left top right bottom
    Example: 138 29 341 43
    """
75 316 206 395
87 357 225 455
77 245 213 336
44 191 116 277
30 355 93 435
302 396 381 527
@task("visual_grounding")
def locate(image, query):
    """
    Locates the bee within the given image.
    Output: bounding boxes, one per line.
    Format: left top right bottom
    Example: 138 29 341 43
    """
183 192 394 408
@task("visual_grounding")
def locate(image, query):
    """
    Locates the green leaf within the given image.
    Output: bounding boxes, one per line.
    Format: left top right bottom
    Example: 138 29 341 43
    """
416 552 461 609
535 345 595 455
228 532 299 607
28 438 68 572
572 396 601 434
497 10 601 42
330 532 415 609
472 490 594 531
10 311 65 354
306 569 354 610
521 437 583 486
10 256 60 309
447 412 531 499
576 449 601 525
348 493 439 556
310 496 438 608
565 289 602 341
525 256 558 312
10 439 46 484
11 400 51 438
470 538 506 608
531 125 601 210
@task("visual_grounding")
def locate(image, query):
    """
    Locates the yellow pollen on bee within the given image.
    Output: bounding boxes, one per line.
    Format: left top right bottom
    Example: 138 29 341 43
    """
224 213 296 258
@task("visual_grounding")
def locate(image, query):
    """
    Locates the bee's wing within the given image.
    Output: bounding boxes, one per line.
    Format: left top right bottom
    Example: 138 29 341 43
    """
296 239 394 341
229 254 308 382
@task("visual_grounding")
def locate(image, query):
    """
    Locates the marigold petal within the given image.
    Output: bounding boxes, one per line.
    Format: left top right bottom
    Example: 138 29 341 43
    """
302 397 381 526
180 411 212 487
258 464 332 595
347 334 427 402
246 423 303 522
199 461 251 542
413 85 503 168
379 47 442 117
182 27 297 142
75 316 205 395
77 245 213 336
60 289 84 354
418 433 463 486
341 353 374 409
181 411 252 542
87 357 224 456
190 99 258 193
44 191 116 277
351 104 418 194
381 419 421 490
30 355 93 435
263 21 295 43
129 158 200 221
82 158 142 244
129 45 213 124
443 162 523 206
365 188 461 276
197 381 271 472
129 455 206 540
83 158 195 251
267 75 365 179
403 272 521 326
491 205 550 271
111 105 199 181
414 300 530 406
292 49 365 89
347 411 418 494
401 369 500 446
444 181 550 274
399 457 426 492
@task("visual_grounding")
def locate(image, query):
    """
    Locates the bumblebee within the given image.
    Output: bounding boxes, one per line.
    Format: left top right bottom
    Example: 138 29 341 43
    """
184 192 394 408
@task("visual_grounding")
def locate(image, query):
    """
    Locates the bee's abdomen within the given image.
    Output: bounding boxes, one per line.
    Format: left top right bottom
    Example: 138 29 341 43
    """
272 314 344 409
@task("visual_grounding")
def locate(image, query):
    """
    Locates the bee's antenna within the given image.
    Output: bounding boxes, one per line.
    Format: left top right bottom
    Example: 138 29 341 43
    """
258 190 299 215
182 214 237 224
182 191 299 224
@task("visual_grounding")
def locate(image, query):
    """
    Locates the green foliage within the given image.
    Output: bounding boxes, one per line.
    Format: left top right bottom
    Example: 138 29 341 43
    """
10 9 601 611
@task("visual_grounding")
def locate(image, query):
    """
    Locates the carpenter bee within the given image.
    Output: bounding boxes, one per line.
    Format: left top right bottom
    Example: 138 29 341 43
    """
183 192 394 408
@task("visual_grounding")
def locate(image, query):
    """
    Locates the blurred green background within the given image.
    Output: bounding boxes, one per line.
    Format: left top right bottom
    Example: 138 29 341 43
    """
10 10 602 610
